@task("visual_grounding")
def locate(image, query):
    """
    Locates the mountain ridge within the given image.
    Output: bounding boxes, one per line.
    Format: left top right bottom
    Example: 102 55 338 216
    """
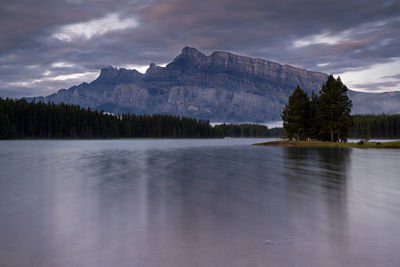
27 47 400 122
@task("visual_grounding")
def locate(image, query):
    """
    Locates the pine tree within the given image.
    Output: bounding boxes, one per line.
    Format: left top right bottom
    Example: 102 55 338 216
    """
281 85 311 140
318 75 353 142
307 91 320 139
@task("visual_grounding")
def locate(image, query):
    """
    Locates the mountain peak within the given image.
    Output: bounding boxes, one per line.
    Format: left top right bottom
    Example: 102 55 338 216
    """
168 47 207 69
98 65 119 80
181 47 205 57
145 62 162 74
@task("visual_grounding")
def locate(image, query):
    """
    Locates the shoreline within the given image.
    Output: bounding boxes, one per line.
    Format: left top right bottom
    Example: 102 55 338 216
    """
253 140 400 148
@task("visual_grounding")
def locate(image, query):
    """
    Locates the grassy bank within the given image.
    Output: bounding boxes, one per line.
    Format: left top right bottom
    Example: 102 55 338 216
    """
253 140 400 148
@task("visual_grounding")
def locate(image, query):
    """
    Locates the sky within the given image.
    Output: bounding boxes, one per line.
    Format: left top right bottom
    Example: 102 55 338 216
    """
1 0 399 97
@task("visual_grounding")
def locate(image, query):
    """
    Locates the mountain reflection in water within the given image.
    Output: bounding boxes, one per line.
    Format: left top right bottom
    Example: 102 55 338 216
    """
0 140 399 267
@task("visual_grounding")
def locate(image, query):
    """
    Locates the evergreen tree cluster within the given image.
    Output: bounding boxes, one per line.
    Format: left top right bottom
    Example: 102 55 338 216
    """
282 75 353 142
350 114 400 139
0 98 216 139
0 98 280 139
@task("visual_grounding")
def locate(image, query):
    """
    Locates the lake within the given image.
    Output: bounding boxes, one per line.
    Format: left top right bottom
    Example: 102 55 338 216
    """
1 139 400 267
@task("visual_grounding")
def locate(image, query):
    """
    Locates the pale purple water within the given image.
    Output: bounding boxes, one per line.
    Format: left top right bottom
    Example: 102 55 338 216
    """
0 139 400 267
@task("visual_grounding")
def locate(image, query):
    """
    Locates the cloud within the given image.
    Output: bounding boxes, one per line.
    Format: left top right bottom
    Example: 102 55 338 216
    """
351 81 400 90
3 71 99 97
52 13 139 42
7 71 98 87
0 0 399 97
382 73 400 80
292 20 391 48
51 62 76 68
338 58 400 92
293 33 347 48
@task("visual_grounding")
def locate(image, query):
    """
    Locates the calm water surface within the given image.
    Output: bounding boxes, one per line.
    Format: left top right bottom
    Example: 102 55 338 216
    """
1 139 400 267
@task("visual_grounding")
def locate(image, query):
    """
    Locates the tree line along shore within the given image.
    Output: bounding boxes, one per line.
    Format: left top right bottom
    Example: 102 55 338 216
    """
1 92 399 140
254 140 400 149
0 98 279 139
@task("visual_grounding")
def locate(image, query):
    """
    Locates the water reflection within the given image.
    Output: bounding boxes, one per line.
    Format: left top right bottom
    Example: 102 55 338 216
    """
0 140 400 266
282 148 353 266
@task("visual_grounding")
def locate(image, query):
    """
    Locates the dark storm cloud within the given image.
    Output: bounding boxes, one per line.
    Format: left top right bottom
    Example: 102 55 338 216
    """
1 0 399 97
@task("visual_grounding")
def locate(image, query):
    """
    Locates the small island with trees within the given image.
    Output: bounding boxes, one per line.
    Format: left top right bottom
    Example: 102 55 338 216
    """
256 75 400 148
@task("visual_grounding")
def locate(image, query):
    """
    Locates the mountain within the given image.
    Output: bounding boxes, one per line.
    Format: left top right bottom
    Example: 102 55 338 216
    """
348 90 400 114
29 47 400 122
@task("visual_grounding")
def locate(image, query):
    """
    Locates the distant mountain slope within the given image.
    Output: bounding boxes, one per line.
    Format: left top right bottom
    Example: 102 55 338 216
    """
349 90 400 114
29 47 400 122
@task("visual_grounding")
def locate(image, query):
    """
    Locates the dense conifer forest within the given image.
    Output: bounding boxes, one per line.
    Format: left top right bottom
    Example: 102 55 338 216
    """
350 114 400 139
1 98 398 140
0 98 215 138
0 98 278 139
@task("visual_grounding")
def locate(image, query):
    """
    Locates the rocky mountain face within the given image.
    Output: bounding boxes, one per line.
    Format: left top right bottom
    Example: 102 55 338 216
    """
30 47 400 122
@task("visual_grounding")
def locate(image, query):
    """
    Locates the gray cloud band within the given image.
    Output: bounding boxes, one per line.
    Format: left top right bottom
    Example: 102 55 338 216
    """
0 0 399 97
